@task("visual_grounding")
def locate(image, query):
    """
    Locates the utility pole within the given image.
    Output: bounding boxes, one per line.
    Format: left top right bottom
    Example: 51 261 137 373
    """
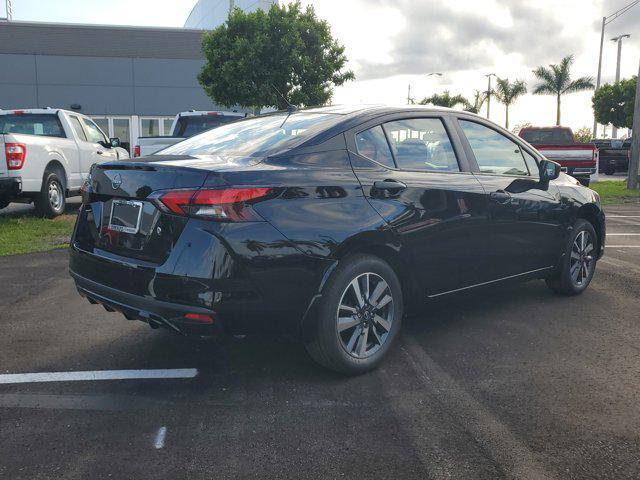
485 73 496 120
407 84 413 105
229 0 235 16
611 34 631 139
1 0 12 21
628 59 640 190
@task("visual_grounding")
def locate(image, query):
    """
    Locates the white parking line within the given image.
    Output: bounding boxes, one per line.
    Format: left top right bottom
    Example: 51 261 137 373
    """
607 245 640 248
606 233 640 236
154 426 167 449
0 369 198 385
608 216 640 218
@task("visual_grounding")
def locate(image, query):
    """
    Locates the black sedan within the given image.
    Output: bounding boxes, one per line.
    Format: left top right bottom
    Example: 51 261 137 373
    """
70 106 605 374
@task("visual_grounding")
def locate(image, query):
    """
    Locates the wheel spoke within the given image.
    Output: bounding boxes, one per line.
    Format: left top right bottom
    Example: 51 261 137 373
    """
349 279 366 308
357 326 369 356
580 231 586 251
363 274 370 303
346 326 362 352
370 326 383 346
373 294 392 311
570 251 581 260
581 263 588 283
570 261 581 279
584 243 594 255
368 280 388 306
337 316 359 332
374 314 391 332
339 304 357 314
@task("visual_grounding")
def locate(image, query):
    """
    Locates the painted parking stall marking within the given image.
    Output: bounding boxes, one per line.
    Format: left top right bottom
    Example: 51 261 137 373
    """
0 368 198 385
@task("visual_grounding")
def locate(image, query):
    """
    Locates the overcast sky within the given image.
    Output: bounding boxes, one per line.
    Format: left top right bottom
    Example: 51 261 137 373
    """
4 0 639 135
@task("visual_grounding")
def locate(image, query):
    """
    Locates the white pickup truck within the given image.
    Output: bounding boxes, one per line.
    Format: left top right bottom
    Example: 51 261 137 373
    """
134 110 246 157
0 108 129 217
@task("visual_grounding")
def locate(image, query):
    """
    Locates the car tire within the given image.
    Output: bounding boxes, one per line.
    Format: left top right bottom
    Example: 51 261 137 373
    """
604 166 615 175
546 219 598 295
306 254 403 375
0 199 9 210
34 169 66 218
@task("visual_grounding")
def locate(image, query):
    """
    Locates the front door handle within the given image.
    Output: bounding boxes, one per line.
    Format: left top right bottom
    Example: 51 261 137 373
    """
373 179 407 191
490 190 512 204
96 150 104 155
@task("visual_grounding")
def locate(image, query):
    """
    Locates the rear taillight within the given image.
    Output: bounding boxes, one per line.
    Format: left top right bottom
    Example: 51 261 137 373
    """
133 146 140 157
149 187 271 221
5 143 26 170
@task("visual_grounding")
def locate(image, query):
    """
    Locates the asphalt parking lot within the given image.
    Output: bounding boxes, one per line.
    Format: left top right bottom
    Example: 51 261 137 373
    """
1 204 639 479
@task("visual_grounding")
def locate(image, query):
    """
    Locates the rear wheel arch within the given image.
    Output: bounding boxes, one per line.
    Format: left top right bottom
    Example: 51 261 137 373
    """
44 160 68 192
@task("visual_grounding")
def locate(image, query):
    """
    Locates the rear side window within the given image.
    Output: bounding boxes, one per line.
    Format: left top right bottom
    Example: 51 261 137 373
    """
459 120 529 176
0 114 65 138
355 125 395 168
384 118 459 172
68 116 87 141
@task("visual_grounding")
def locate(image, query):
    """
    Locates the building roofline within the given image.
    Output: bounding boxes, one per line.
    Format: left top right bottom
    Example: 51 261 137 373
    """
0 19 205 33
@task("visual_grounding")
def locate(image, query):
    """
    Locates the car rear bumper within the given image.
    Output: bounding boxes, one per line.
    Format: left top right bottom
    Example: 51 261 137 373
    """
0 177 21 199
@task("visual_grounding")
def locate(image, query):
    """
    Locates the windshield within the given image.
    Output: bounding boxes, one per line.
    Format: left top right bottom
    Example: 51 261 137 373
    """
158 112 340 157
520 129 574 144
174 115 242 138
0 114 66 138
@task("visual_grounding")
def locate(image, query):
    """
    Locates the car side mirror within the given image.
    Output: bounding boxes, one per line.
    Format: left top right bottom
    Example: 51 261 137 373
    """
109 137 121 149
539 159 560 182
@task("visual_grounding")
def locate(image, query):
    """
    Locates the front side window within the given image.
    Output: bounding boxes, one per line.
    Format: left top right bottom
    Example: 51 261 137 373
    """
383 118 459 172
355 125 395 168
459 120 529 176
0 114 65 138
82 118 107 144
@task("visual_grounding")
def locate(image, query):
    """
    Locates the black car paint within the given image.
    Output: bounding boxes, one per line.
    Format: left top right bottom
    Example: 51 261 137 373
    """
69 106 605 339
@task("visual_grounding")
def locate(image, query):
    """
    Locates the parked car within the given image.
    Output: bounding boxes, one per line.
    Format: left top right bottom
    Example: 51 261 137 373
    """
594 138 631 175
70 106 605 374
0 108 128 217
134 110 246 157
519 126 597 186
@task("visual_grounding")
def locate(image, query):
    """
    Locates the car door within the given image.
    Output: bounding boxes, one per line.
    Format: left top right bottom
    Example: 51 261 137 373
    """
348 114 490 296
455 117 564 279
79 117 118 176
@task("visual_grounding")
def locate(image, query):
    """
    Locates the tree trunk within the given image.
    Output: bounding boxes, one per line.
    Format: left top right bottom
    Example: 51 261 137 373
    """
556 94 561 126
505 105 509 130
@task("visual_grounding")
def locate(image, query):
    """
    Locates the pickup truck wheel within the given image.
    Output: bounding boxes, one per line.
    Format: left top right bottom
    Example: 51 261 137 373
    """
0 199 9 210
34 170 66 218
306 254 403 375
546 219 598 295
604 166 615 175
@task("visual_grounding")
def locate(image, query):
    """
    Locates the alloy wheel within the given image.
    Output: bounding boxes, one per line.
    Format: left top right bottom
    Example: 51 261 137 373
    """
570 230 594 287
336 272 394 359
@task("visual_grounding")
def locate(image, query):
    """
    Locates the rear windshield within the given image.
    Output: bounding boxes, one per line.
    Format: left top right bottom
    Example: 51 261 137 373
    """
0 114 66 138
520 129 573 144
174 115 242 138
159 112 340 157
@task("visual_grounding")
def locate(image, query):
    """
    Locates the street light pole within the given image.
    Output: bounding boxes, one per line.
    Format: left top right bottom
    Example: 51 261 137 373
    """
611 34 631 139
629 59 640 190
485 73 496 120
592 1 640 139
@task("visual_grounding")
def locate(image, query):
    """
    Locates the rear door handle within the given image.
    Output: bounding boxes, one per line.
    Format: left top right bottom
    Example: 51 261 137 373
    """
373 179 407 191
490 190 511 203
96 151 104 155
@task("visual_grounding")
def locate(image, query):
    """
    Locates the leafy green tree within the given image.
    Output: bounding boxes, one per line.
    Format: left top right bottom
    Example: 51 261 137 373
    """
493 78 527 129
532 55 594 126
573 127 593 143
592 77 637 129
512 122 532 135
465 90 487 114
419 91 470 109
198 2 354 110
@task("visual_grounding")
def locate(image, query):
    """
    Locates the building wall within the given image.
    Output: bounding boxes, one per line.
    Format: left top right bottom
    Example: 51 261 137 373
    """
185 0 276 29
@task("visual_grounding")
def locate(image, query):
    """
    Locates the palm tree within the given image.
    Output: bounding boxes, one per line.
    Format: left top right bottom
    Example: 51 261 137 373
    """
493 78 527 130
465 90 487 114
419 91 469 110
532 55 594 126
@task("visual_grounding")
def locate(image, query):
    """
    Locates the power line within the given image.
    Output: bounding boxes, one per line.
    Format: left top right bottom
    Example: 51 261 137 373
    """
605 0 640 25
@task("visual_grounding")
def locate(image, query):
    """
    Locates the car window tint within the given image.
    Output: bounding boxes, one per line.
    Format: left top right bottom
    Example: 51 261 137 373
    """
522 150 539 176
459 120 529 176
0 114 65 138
383 118 459 172
69 116 87 142
355 125 394 168
81 118 107 144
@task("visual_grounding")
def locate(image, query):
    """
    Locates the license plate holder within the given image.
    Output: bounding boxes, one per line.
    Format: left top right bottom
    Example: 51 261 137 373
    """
108 200 143 234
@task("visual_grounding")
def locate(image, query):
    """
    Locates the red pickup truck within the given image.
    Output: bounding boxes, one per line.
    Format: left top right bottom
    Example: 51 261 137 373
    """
519 127 597 186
